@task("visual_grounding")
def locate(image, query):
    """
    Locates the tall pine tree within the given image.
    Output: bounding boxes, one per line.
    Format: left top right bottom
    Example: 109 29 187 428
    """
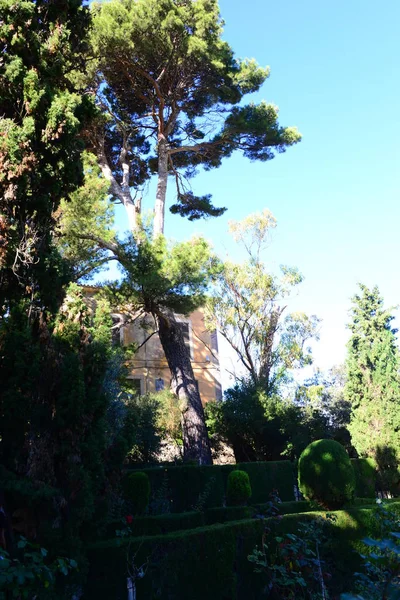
345 284 400 465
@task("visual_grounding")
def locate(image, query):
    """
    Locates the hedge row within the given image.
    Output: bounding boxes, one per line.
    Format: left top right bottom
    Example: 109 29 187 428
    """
351 458 377 497
85 502 400 600
105 501 320 538
127 461 295 512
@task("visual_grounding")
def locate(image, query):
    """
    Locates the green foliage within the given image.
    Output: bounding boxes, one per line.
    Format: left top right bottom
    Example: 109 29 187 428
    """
298 439 356 509
352 458 377 498
111 511 206 538
345 285 400 464
133 461 294 514
206 380 334 463
102 231 218 317
226 470 252 506
0 285 134 562
342 501 400 600
56 152 115 281
89 0 300 223
248 517 331 599
0 537 77 599
205 505 255 524
0 0 93 310
191 476 217 512
124 394 163 464
122 472 151 515
85 503 400 599
205 210 319 388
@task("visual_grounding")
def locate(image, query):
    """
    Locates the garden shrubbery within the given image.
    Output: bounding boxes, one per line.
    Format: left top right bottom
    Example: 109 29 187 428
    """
85 502 400 600
129 460 294 513
122 471 151 515
226 470 252 506
298 439 355 508
351 457 377 498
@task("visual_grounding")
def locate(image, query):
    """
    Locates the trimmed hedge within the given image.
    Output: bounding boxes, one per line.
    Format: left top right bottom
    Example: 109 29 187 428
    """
226 470 251 506
85 502 400 600
351 458 377 497
107 511 205 537
205 501 320 525
298 439 355 508
206 505 254 524
128 460 294 513
104 502 323 539
122 471 150 515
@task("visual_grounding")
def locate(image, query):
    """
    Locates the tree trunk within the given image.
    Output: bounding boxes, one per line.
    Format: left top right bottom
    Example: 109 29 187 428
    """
156 311 212 465
153 137 168 236
121 190 138 232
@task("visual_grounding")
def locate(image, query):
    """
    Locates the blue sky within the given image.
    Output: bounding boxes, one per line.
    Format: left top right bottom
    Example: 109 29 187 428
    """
113 0 400 379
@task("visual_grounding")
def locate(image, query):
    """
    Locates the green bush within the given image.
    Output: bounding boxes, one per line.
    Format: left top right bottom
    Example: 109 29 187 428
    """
226 470 252 506
298 439 355 509
122 471 150 515
128 460 295 513
85 502 400 600
236 460 294 503
351 458 377 498
205 505 255 524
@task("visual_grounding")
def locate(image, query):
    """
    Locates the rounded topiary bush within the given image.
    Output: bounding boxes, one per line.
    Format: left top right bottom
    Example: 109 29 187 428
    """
122 471 151 515
226 469 252 506
298 439 355 509
298 440 356 509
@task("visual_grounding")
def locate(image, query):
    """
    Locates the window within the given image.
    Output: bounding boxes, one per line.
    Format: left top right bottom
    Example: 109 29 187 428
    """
210 330 219 353
155 377 164 392
126 379 141 397
176 321 193 358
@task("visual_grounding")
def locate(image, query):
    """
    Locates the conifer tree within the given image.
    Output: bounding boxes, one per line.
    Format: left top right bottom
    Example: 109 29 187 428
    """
88 0 301 235
345 284 400 463
0 0 93 312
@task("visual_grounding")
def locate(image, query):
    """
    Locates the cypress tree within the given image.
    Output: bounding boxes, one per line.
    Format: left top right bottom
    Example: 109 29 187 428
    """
345 284 400 464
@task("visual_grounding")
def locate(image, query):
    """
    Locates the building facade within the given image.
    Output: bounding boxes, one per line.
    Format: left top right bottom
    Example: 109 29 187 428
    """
83 286 222 403
122 309 222 403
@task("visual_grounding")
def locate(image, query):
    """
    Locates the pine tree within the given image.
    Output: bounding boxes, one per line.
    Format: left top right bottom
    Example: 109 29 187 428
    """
345 284 400 463
88 0 301 235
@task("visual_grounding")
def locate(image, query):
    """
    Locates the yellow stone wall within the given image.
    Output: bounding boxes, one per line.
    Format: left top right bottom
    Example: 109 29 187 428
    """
123 309 221 403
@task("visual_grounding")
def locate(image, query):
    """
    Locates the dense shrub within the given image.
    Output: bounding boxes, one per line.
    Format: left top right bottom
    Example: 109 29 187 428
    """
237 461 294 503
129 461 294 513
226 470 252 506
85 503 400 600
298 439 355 508
351 458 377 498
122 472 150 515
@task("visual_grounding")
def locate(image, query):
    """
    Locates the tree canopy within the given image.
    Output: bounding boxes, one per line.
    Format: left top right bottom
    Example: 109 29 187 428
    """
205 210 320 389
0 0 93 312
88 0 301 234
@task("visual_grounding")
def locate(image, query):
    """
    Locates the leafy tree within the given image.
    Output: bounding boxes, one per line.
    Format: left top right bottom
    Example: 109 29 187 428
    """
58 0 302 464
56 165 216 463
345 284 400 465
0 286 134 560
295 365 352 451
205 381 299 462
88 0 301 234
93 231 219 464
56 152 115 281
205 210 320 389
0 0 93 312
